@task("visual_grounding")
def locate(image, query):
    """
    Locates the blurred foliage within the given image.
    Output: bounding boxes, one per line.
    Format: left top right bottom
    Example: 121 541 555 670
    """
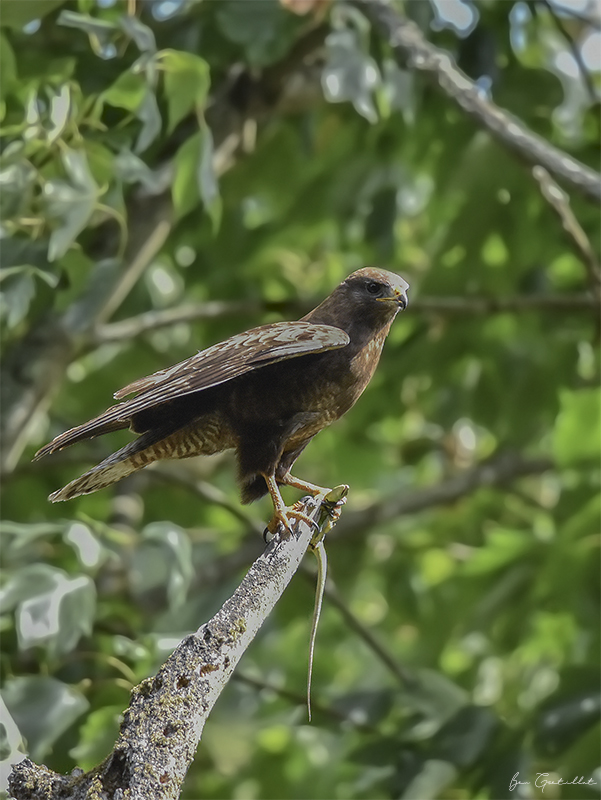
0 0 599 798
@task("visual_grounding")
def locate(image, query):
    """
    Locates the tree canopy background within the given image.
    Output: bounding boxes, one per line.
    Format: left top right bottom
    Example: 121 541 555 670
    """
0 0 599 798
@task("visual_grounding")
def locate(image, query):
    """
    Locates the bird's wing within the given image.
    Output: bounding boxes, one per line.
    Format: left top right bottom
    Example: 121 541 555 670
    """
114 321 349 402
35 322 349 458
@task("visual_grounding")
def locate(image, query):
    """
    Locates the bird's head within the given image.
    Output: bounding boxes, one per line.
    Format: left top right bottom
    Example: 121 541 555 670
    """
304 267 409 339
343 267 409 314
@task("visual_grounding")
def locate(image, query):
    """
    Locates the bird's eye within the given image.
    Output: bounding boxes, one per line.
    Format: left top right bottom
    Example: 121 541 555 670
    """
365 281 382 295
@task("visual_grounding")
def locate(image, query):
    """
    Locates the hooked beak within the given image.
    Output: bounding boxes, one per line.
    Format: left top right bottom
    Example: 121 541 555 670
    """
377 288 408 311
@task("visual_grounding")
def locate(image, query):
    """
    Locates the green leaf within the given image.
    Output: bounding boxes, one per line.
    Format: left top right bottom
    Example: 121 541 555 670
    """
553 388 601 466
69 705 122 770
0 161 37 219
47 83 71 144
400 759 458 800
134 87 162 153
16 572 96 656
172 132 202 219
0 267 56 328
0 697 26 775
114 147 162 191
0 564 65 613
102 70 146 112
215 0 299 66
0 0 65 29
142 522 194 609
197 124 221 231
323 29 381 124
0 34 17 100
161 49 210 133
1 676 88 762
172 128 221 228
43 147 98 260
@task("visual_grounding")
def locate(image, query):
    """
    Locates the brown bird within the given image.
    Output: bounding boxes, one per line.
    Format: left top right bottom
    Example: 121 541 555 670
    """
35 268 409 531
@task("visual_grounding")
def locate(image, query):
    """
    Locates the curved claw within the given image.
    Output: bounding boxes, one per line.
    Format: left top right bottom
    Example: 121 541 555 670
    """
267 506 320 537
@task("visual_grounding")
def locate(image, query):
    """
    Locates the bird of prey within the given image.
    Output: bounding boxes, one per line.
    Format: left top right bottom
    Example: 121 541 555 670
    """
35 268 409 531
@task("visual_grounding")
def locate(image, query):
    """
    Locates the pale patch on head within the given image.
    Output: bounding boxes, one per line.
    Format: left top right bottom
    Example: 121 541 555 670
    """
347 267 410 295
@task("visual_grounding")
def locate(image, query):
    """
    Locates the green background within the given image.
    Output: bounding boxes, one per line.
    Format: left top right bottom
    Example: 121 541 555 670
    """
1 0 599 798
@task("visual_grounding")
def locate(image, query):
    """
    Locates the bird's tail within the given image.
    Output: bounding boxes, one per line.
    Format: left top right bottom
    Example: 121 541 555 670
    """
49 427 175 502
34 414 129 461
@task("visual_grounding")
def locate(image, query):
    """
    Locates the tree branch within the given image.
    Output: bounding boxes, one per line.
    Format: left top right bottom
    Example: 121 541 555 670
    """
334 452 554 541
533 165 601 290
539 0 598 105
8 495 329 800
301 564 417 689
355 0 601 203
92 291 598 343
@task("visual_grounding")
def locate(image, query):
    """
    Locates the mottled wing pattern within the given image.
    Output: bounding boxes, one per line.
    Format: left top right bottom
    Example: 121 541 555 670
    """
35 322 349 459
115 321 349 401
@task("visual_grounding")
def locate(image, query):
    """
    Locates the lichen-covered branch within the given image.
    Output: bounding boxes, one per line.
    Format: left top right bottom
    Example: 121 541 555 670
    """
357 0 601 204
8 496 328 800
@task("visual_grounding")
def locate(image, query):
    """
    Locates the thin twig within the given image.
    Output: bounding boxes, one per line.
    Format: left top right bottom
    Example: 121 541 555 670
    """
334 453 555 542
533 165 601 289
412 294 597 314
300 563 417 689
234 671 378 731
540 0 598 104
93 292 597 343
95 218 172 325
355 0 601 203
550 4 601 30
94 300 268 343
150 466 266 535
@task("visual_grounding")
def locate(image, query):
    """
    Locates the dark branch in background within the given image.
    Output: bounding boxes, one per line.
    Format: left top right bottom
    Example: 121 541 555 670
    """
533 165 601 291
93 299 302 344
151 465 266 536
92 292 597 344
355 0 601 203
8 497 326 800
413 294 597 313
173 452 558 600
539 0 598 105
334 452 554 541
300 564 417 688
550 4 601 29
234 671 378 732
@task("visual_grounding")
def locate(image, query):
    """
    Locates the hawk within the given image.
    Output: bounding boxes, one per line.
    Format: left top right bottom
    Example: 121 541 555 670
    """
35 268 409 531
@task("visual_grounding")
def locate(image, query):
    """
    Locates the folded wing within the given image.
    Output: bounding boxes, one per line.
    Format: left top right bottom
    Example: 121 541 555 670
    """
35 321 349 459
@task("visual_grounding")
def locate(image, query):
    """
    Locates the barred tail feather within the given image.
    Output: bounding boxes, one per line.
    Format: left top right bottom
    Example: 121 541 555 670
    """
49 455 140 502
48 427 174 502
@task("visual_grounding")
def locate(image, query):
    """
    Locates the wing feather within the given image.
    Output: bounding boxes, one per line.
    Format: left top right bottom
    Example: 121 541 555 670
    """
115 322 348 401
35 322 349 459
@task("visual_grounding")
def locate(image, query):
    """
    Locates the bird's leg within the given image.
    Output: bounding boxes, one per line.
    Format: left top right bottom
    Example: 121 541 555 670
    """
279 472 332 499
263 473 320 535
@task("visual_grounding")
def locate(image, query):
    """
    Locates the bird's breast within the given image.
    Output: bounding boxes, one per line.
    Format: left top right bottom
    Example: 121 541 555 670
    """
226 325 390 447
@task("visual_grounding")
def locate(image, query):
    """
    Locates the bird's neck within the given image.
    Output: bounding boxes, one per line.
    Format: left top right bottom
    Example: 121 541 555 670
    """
303 297 397 350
